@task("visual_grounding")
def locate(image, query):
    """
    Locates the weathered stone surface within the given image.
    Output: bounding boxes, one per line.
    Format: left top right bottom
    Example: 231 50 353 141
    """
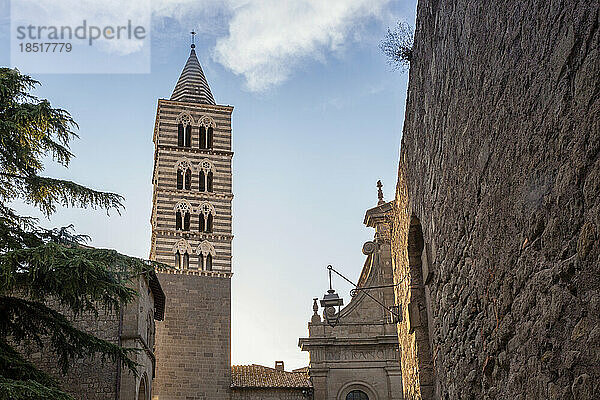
22 274 160 400
153 273 231 400
391 1 600 399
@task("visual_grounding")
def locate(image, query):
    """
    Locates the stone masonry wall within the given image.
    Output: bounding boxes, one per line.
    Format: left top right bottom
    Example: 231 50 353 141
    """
24 308 120 399
391 1 599 399
22 275 158 400
153 273 231 400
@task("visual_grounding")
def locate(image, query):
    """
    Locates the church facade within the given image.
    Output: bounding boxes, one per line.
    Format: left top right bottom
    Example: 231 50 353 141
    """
299 186 403 400
150 43 234 400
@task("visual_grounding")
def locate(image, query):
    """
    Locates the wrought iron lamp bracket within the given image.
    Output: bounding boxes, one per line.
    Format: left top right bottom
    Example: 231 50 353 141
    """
326 265 402 322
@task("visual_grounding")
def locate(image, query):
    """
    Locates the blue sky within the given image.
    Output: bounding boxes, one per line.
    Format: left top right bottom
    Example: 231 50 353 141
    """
1 0 416 369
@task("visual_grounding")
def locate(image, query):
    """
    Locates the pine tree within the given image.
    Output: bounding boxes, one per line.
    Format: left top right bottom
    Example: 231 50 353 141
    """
0 68 163 399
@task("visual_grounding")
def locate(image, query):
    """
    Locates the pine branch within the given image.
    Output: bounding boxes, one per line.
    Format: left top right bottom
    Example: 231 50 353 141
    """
0 377 74 400
0 243 140 315
1 174 124 217
0 205 44 253
0 340 58 389
0 297 139 375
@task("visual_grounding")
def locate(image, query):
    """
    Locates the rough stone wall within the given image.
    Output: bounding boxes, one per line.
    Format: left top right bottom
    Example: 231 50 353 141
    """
24 308 120 399
153 274 231 400
119 276 158 400
391 1 599 399
231 388 308 400
23 275 158 400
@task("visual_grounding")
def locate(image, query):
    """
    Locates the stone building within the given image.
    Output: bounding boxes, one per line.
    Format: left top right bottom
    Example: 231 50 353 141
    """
390 1 599 399
149 43 234 399
300 185 403 400
24 270 165 400
231 362 313 399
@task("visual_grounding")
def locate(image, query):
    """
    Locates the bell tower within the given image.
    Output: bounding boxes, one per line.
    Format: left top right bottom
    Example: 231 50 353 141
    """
150 38 233 400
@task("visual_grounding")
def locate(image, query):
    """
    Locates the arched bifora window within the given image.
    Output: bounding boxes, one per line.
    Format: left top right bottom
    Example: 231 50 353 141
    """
199 159 215 193
198 116 216 150
176 113 193 148
174 200 193 231
177 169 183 189
185 168 191 190
173 239 192 270
196 240 216 271
174 250 190 269
175 159 194 191
198 202 215 233
176 168 192 190
346 391 368 400
177 124 184 147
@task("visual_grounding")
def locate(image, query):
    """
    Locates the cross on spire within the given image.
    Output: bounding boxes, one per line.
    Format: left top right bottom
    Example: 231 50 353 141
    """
190 30 196 48
377 180 384 205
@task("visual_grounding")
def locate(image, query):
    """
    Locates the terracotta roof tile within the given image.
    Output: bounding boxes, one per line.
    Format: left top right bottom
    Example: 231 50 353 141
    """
231 364 312 388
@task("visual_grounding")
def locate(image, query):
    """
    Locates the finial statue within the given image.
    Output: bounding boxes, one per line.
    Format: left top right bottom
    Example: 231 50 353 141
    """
311 298 321 323
377 180 384 205
190 30 196 49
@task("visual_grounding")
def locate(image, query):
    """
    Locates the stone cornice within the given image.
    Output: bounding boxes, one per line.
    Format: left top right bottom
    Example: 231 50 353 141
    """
156 268 232 278
152 230 234 241
157 145 234 157
158 98 234 113
299 334 399 350
156 188 234 200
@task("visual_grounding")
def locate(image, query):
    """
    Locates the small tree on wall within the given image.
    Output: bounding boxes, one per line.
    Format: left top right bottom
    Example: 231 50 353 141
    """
0 68 165 400
380 21 414 71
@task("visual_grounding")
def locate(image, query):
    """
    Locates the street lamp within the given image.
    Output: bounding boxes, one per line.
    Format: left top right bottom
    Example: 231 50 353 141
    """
320 264 402 327
320 265 344 326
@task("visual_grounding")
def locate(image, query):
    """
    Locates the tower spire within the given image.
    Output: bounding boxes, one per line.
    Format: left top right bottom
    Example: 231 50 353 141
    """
170 33 216 105
377 180 384 205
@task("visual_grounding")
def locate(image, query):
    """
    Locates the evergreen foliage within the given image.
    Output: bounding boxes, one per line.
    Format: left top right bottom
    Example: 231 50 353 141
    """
0 67 164 399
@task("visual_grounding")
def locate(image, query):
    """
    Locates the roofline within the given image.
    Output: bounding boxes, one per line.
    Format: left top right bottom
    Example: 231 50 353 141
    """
158 98 234 112
148 269 165 321
363 200 394 226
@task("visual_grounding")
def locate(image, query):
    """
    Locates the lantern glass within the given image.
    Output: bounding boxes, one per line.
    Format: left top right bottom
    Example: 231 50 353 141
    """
320 289 343 326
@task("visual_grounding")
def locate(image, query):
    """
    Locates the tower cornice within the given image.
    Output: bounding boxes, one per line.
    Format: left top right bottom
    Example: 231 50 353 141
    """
158 98 234 112
153 229 234 241
155 188 234 200
156 145 234 157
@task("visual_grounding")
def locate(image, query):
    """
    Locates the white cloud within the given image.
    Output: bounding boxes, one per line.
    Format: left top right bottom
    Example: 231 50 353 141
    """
14 0 394 86
213 0 392 91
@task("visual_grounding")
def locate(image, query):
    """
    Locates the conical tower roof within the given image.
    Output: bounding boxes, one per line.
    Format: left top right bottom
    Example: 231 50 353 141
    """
171 45 216 105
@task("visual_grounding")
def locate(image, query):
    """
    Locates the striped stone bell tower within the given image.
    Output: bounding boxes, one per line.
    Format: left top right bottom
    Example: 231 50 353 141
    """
150 38 233 400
